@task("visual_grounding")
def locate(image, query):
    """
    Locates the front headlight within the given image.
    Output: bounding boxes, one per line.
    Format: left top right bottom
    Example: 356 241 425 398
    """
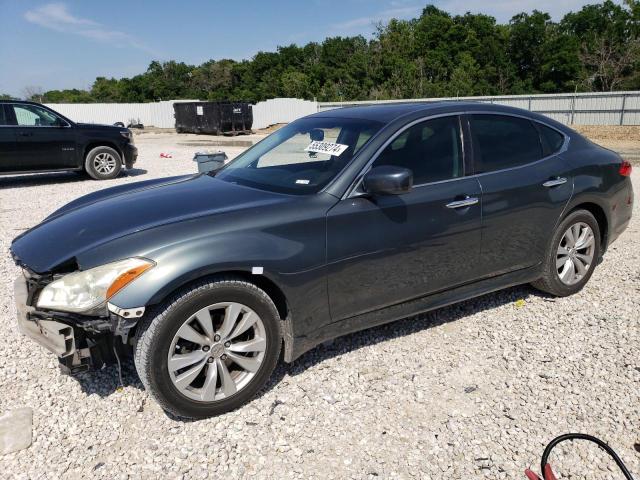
37 258 154 313
120 129 134 144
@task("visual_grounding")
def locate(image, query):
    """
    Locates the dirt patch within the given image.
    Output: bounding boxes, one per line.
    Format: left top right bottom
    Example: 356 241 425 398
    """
256 123 286 134
177 140 254 148
573 125 640 142
573 125 640 155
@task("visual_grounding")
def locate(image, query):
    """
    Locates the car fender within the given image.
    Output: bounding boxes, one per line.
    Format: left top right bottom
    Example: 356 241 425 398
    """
98 196 334 349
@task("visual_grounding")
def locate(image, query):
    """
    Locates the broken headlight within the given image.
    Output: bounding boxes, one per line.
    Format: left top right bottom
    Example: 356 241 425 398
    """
37 258 154 314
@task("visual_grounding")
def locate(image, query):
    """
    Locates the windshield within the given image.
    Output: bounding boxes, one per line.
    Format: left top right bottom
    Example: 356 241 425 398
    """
215 117 384 194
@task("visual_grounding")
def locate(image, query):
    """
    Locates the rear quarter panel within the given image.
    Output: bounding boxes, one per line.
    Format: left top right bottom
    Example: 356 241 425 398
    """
562 136 633 250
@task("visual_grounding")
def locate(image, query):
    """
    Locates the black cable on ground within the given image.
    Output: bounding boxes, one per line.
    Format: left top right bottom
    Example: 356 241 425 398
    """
540 433 635 480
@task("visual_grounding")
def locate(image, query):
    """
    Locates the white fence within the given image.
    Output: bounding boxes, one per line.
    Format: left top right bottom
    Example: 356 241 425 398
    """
45 98 318 130
252 98 317 129
45 101 188 128
318 91 640 126
46 91 640 129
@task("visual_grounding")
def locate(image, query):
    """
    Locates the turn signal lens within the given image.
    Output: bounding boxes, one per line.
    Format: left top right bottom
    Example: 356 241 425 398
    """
619 160 632 177
107 263 154 299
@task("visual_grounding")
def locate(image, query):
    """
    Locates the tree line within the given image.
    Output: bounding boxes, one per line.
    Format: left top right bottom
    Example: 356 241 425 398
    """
7 1 640 104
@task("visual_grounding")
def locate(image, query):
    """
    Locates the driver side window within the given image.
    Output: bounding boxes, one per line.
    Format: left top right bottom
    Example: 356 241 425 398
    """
374 116 463 185
11 104 64 127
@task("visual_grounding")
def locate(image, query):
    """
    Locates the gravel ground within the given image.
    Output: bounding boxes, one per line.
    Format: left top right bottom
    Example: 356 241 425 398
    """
0 132 638 479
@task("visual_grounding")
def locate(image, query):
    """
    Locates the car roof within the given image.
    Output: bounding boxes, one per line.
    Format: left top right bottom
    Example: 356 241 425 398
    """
309 100 572 133
311 101 533 121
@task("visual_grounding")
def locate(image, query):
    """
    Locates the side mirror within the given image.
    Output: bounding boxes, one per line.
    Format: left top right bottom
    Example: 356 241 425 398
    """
362 166 413 196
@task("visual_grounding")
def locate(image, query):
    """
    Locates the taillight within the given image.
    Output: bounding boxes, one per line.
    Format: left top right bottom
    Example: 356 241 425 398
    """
619 160 632 177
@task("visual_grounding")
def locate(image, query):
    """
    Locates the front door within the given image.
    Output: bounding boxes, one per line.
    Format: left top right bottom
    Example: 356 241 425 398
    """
468 114 573 276
327 115 483 321
8 103 77 170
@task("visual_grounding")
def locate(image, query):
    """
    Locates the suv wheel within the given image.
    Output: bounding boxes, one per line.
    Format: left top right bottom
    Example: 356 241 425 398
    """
531 209 601 296
134 278 281 419
85 146 122 180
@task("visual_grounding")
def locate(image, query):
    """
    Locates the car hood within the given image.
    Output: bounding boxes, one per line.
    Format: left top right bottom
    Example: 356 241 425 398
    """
11 174 291 273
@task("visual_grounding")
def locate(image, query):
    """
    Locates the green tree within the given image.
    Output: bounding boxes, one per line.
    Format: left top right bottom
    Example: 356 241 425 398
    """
281 70 310 98
562 0 639 90
24 2 640 102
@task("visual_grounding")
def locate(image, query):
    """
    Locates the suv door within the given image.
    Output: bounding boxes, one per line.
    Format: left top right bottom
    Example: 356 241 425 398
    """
326 115 483 321
468 114 573 276
0 105 19 172
7 103 77 171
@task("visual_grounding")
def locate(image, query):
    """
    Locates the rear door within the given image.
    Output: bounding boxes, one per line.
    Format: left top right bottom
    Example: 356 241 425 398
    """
0 105 19 172
469 114 573 276
8 103 77 170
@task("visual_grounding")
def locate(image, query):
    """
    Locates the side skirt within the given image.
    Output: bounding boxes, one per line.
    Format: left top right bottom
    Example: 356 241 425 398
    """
286 264 542 362
0 167 83 176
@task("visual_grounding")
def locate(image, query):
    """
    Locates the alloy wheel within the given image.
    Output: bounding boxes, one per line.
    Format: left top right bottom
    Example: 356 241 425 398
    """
556 222 595 285
93 152 117 174
167 302 267 402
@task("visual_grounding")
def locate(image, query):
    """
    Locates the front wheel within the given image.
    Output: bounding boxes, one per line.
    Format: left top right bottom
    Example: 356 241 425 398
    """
134 278 281 419
531 209 601 297
85 146 122 180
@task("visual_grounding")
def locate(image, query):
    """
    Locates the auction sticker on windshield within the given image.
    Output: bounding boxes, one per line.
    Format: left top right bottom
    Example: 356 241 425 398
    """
304 141 349 156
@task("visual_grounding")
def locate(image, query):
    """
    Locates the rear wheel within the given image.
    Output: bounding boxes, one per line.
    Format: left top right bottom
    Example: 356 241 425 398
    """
531 209 600 296
134 278 281 418
85 146 122 180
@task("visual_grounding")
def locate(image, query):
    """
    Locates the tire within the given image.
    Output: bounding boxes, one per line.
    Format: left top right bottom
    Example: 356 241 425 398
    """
134 278 282 419
84 146 122 180
531 209 601 297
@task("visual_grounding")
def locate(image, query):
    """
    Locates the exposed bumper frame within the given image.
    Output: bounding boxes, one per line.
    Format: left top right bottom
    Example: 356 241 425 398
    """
14 276 133 374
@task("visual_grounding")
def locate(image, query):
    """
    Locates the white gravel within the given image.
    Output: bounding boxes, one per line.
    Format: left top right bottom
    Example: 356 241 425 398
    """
0 132 638 479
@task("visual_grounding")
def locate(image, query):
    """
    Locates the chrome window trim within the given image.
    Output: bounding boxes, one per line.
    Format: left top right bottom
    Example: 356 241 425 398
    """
1 102 72 128
344 110 570 199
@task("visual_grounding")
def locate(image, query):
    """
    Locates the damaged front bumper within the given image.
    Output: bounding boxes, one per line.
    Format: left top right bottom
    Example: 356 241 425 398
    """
14 274 140 375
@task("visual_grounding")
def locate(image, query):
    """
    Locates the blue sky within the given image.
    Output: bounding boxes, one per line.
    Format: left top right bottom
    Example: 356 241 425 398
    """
0 0 616 96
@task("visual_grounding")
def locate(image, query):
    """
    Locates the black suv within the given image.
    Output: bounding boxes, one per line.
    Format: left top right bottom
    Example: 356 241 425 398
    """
0 100 137 180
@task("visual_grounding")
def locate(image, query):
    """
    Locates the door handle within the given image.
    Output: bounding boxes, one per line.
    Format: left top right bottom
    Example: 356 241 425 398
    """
17 132 34 137
446 196 479 209
542 177 567 187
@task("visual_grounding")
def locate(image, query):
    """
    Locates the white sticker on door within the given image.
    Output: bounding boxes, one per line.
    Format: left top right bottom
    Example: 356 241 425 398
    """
304 141 349 156
196 106 203 115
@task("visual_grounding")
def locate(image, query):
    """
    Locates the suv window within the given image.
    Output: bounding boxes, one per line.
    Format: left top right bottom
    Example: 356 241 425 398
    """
470 115 542 173
538 123 565 156
11 104 64 127
0 105 8 126
374 116 463 184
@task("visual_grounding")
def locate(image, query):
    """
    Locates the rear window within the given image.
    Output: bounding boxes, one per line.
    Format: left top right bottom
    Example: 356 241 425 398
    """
470 114 543 173
538 123 565 156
